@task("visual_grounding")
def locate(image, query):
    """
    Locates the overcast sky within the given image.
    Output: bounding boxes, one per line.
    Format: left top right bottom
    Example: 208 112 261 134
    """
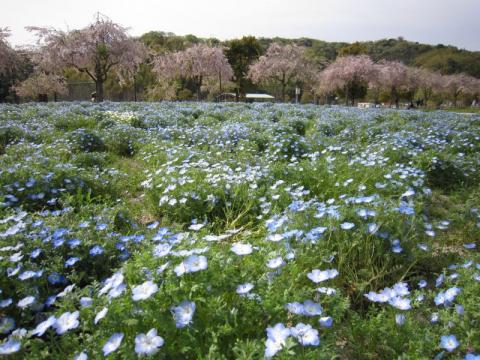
2 0 479 50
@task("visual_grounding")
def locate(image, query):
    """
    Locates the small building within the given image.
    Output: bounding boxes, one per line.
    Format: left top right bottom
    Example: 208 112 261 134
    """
216 93 275 103
358 102 376 109
245 93 275 103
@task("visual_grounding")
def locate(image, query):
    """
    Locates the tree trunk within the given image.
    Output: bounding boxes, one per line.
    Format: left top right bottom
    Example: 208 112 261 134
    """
196 76 203 101
281 73 286 102
96 80 104 102
133 76 137 102
54 92 58 102
423 88 429 107
38 94 48 102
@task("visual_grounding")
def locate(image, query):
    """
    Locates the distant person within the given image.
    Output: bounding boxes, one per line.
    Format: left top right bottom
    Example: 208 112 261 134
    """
91 92 96 102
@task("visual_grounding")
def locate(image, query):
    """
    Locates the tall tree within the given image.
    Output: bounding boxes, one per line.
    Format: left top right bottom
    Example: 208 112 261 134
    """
316 55 376 106
441 73 477 107
417 69 443 106
248 43 316 102
337 42 368 57
28 14 146 102
225 36 261 100
0 28 17 76
154 44 233 100
376 61 410 108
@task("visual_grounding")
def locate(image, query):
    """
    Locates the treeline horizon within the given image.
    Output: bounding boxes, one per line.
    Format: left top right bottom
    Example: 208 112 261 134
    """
1 16 479 105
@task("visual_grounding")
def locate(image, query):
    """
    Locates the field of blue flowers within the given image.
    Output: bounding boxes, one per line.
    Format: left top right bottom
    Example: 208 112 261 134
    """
0 102 479 359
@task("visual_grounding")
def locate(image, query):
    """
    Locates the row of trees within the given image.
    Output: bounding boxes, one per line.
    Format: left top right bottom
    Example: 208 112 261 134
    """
318 55 480 107
1 16 479 106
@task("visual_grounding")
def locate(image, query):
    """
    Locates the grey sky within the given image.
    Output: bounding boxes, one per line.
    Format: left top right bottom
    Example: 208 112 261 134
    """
2 0 479 50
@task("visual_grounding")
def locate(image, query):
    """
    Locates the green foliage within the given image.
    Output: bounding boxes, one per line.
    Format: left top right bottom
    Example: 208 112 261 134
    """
0 125 25 154
69 129 106 153
1 103 479 359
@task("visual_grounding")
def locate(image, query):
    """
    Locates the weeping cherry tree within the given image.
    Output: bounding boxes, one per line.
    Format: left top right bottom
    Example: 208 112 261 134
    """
28 15 146 102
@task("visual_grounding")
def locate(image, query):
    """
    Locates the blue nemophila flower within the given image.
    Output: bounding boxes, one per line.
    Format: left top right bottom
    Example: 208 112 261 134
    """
265 323 291 358
78 221 90 229
435 274 445 288
307 269 339 283
73 352 88 360
135 328 165 356
302 300 323 316
319 316 333 327
176 255 208 276
96 223 108 231
65 257 80 267
94 307 108 325
31 316 56 337
132 281 158 301
267 257 285 269
68 239 81 248
52 238 64 247
463 243 476 249
440 335 459 352
108 284 126 299
146 221 159 230
465 354 480 360
89 245 104 256
391 239 403 253
236 283 254 295
290 323 319 346
152 228 170 242
57 284 75 298
286 302 304 315
267 234 284 242
103 333 124 356
0 317 15 334
231 243 253 256
430 312 439 323
456 304 464 315
401 188 415 198
172 301 196 328
30 248 41 258
396 202 415 215
188 223 204 231
435 287 461 306
45 296 57 307
18 270 43 280
395 314 406 325
317 287 336 295
99 272 124 296
340 222 355 230
17 296 35 309
53 311 79 335
305 227 328 242
393 282 410 296
0 338 21 355
388 297 411 310
418 280 427 288
417 243 428 251
80 297 93 308
0 299 12 308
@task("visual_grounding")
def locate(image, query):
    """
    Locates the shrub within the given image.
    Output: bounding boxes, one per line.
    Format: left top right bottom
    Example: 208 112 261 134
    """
69 129 106 153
